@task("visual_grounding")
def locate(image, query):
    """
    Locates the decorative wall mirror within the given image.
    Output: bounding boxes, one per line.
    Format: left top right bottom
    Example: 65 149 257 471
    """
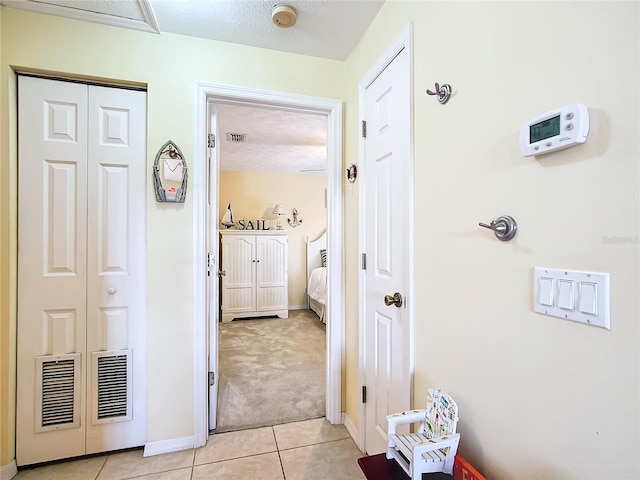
153 140 188 202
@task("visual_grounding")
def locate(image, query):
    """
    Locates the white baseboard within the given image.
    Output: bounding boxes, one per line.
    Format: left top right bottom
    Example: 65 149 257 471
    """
342 412 363 452
0 460 17 480
288 305 309 310
143 436 195 457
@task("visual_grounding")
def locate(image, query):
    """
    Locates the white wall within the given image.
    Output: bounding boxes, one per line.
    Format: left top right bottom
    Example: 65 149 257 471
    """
344 1 639 478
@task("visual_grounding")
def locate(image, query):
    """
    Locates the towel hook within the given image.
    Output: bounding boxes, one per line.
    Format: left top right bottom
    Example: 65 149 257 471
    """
479 215 518 241
426 82 452 104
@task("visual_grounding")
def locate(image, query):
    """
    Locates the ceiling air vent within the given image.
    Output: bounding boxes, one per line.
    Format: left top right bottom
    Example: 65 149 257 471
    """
226 132 247 143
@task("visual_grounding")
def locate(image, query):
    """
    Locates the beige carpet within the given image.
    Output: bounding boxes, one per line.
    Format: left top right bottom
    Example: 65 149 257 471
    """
215 310 326 432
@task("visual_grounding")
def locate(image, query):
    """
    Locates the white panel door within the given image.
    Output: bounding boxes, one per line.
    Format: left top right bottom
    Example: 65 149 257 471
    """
256 234 288 312
17 76 89 465
363 46 412 455
221 234 256 315
17 76 146 465
85 85 147 453
208 105 220 430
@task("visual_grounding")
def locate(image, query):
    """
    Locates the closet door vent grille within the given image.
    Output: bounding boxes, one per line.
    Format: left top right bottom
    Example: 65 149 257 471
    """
92 350 132 424
36 353 82 432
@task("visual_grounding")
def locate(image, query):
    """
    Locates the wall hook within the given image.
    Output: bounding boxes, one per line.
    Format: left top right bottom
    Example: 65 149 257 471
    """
426 82 452 104
479 215 518 241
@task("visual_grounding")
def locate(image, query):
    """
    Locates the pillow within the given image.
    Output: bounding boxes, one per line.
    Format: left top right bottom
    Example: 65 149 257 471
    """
320 249 327 267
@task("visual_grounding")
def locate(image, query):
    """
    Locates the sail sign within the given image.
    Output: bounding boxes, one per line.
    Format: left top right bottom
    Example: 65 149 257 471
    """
221 203 271 230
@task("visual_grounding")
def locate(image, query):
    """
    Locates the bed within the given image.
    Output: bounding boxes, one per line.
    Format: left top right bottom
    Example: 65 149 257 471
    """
306 230 327 323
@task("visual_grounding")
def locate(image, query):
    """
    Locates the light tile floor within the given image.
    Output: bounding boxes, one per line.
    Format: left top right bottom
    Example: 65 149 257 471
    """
14 418 367 480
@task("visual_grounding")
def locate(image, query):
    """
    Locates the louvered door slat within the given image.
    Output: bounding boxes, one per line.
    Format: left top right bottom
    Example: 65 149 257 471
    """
35 354 82 432
91 350 132 424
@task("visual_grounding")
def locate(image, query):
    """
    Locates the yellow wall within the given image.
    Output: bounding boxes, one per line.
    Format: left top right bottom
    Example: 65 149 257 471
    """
2 2 639 478
0 7 345 466
219 170 327 307
0 3 18 469
343 1 639 478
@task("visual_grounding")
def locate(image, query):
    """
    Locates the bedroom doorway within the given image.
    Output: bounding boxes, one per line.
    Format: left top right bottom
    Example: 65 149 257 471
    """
192 83 343 445
214 105 328 431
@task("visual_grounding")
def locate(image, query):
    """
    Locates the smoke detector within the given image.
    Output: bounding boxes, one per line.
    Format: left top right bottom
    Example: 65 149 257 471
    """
272 5 297 28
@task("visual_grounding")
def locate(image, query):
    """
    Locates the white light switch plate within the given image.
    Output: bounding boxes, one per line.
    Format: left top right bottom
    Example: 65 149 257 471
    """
533 267 610 329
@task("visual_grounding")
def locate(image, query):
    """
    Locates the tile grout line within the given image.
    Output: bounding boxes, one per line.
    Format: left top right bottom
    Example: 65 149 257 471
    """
273 426 287 480
94 454 109 480
276 435 353 452
190 444 196 480
193 450 279 469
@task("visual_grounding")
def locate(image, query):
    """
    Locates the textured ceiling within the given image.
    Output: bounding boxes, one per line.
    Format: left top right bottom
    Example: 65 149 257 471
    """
2 0 382 174
216 104 327 175
3 0 385 61
149 0 385 60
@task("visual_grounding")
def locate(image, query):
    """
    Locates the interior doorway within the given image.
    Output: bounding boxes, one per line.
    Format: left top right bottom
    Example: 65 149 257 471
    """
213 103 328 432
192 83 343 447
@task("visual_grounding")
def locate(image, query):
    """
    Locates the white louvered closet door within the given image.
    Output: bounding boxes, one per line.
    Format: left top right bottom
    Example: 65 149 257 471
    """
16 76 146 466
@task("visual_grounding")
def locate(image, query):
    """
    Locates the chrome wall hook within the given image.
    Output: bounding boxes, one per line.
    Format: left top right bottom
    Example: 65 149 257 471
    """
479 215 518 241
426 82 452 104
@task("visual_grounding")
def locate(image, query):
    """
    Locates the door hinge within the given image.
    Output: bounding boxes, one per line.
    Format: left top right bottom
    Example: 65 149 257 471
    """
362 386 367 403
361 253 367 270
207 252 215 276
207 133 216 148
361 120 367 138
208 371 215 386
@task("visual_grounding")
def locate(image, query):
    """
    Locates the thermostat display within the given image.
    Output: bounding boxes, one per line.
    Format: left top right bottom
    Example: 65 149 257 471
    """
530 115 560 143
520 103 589 156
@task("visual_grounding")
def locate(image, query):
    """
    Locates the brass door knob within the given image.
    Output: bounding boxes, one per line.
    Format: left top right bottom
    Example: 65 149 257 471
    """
384 292 403 308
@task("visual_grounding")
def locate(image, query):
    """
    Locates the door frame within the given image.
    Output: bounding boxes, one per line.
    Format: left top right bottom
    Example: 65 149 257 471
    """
358 24 415 453
193 82 344 447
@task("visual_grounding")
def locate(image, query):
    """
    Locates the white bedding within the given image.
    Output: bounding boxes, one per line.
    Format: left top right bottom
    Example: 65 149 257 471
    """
308 266 327 306
307 231 327 323
307 267 327 323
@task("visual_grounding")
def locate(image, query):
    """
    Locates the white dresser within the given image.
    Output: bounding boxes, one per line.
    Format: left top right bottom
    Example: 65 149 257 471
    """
220 230 288 322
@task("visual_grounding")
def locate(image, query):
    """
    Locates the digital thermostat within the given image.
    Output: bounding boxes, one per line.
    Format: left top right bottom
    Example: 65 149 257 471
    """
519 103 589 156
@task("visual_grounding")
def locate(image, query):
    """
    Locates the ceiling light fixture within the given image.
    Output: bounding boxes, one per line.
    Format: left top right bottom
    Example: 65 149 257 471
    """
272 5 297 28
